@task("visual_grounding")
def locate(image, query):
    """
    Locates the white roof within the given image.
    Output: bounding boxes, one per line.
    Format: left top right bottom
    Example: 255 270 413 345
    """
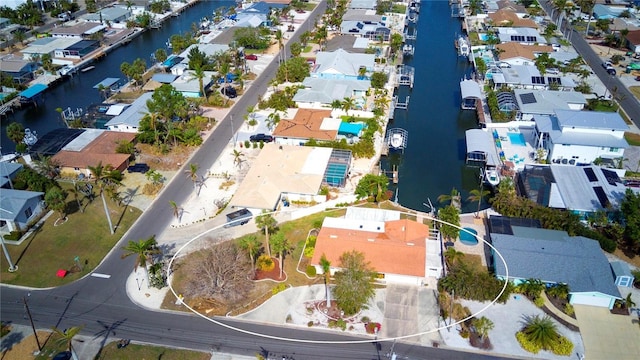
314 49 375 76
320 117 341 130
22 37 81 55
105 104 129 116
62 129 105 151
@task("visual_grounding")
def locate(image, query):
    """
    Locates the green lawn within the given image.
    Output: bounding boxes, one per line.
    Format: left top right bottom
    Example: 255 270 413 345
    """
94 342 210 360
630 86 640 101
625 131 640 146
0 190 142 287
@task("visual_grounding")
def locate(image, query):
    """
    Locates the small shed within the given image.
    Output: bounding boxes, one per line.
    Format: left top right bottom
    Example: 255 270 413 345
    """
611 261 634 288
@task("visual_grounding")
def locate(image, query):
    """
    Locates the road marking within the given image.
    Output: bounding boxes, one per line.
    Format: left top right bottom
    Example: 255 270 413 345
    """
91 273 111 279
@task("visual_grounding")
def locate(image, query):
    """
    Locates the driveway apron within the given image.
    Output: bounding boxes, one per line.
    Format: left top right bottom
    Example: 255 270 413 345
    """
574 304 640 360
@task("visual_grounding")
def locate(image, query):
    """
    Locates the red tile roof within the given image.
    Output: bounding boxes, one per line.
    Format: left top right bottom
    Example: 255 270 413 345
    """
53 131 135 171
272 109 337 140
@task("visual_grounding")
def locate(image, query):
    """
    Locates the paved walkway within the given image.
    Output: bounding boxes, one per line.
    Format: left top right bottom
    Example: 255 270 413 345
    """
539 292 579 327
574 304 640 360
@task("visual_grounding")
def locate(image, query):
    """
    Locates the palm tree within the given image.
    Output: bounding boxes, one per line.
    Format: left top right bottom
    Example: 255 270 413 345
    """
625 293 636 308
275 29 284 63
472 316 494 340
467 187 490 218
232 149 245 169
320 254 332 307
121 235 161 284
521 315 561 350
266 111 281 130
341 97 356 116
194 65 207 102
255 211 277 257
87 162 122 235
185 163 199 195
444 247 465 267
33 156 61 180
52 326 83 360
239 234 261 273
6 122 25 145
169 200 180 220
270 231 290 279
330 99 342 113
437 187 461 209
69 181 85 213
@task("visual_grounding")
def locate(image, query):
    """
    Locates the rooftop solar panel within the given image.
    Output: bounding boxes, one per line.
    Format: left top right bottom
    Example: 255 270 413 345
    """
519 93 536 104
593 186 610 208
583 167 597 182
600 168 621 186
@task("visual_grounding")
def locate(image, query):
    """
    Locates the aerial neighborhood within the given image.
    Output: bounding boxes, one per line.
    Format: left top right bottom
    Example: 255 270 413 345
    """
2 0 640 359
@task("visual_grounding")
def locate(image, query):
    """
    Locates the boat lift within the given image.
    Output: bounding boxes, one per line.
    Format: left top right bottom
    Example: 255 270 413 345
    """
395 65 415 89
385 128 408 153
404 28 417 40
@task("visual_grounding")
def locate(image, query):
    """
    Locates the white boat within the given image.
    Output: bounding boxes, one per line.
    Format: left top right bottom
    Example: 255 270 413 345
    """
457 36 470 57
402 44 414 56
81 66 95 73
23 128 38 146
484 168 500 186
58 65 77 76
390 133 404 149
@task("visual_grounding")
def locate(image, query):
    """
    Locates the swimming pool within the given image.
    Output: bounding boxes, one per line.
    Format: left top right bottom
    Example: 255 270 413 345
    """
479 33 489 41
507 132 526 146
459 228 478 245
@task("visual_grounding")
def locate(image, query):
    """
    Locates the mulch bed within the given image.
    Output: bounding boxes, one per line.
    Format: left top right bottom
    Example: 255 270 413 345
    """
315 300 345 320
547 295 576 319
610 306 631 316
468 332 492 350
254 258 286 281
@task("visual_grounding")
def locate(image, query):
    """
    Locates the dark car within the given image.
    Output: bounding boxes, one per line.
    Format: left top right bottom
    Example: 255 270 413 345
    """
221 86 237 98
52 351 72 360
244 54 258 60
127 163 149 173
249 133 274 142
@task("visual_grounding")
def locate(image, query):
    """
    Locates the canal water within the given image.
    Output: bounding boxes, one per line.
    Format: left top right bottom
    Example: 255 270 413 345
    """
385 1 486 213
1 0 234 152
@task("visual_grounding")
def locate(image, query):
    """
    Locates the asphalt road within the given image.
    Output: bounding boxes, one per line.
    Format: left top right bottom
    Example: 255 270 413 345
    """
1 3 513 359
540 0 640 128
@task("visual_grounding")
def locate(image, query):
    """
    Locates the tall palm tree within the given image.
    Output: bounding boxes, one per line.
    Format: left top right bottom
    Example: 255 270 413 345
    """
270 231 289 279
52 326 83 360
185 163 199 195
266 111 281 130
87 162 122 235
320 254 331 307
69 181 85 213
232 149 245 169
255 211 277 257
33 156 61 180
6 122 25 145
169 200 180 220
239 234 261 273
341 97 356 116
275 29 284 63
444 247 465 267
194 65 207 102
437 187 461 209
467 187 490 218
121 235 161 284
330 99 343 113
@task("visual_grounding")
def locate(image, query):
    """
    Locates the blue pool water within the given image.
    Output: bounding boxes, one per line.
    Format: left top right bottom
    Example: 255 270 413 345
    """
507 132 526 146
325 163 348 186
459 228 479 245
479 33 489 41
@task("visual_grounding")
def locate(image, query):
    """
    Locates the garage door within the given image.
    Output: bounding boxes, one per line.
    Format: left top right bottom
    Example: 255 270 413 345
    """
570 294 612 308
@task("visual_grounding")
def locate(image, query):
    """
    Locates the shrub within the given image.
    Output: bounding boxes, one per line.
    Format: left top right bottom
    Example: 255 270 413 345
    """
459 328 470 338
361 316 370 323
286 314 292 323
328 320 338 328
3 231 23 241
244 140 250 148
516 331 541 354
563 303 574 316
534 296 545 307
551 336 574 356
307 321 314 327
336 319 347 331
305 265 316 277
256 255 275 271
272 283 286 295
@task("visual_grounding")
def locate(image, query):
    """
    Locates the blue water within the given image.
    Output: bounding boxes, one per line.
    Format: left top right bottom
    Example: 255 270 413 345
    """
479 33 489 41
459 227 479 245
325 163 348 186
508 132 526 146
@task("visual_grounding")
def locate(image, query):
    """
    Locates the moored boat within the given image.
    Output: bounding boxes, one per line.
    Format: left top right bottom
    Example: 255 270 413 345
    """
23 128 38 146
484 168 500 186
457 35 470 57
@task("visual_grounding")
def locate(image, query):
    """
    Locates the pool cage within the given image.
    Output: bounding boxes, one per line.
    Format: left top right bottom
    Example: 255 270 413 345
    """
322 149 352 187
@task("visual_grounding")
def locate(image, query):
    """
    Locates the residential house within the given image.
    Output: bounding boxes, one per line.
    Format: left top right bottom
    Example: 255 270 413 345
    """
533 109 628 164
54 40 100 60
0 189 44 235
489 64 575 90
293 77 371 108
592 4 624 21
342 9 385 23
496 0 527 14
0 56 37 84
488 9 538 28
20 37 82 65
0 17 11 30
49 22 106 39
0 162 23 189
490 219 621 309
516 164 637 219
311 207 442 285
496 27 546 45
170 70 216 97
82 6 132 24
340 20 390 41
105 92 152 133
513 89 587 121
272 109 337 145
312 49 375 80
348 0 377 10
177 43 230 67
52 130 136 176
495 42 553 66
626 29 640 53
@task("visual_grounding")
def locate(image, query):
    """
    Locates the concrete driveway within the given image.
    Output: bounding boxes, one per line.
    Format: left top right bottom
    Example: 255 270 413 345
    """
574 304 640 360
381 284 441 346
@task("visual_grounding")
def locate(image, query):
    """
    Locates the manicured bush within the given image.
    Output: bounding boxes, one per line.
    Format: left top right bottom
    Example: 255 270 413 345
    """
307 321 314 327
516 331 542 354
361 316 370 323
551 336 574 356
256 254 275 271
336 318 347 331
564 303 575 316
3 231 23 241
305 265 316 277
272 283 286 295
244 140 250 148
534 296 545 307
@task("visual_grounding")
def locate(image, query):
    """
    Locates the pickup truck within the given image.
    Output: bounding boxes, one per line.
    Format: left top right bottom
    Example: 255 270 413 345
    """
224 208 252 228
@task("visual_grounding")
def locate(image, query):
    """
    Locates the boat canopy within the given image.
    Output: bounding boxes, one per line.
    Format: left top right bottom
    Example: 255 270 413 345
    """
19 84 47 99
460 79 481 100
465 129 499 167
93 77 120 89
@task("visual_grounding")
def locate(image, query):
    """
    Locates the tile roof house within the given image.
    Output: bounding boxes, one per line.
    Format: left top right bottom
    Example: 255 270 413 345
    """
513 89 587 120
0 189 44 235
489 9 538 28
105 92 152 132
491 225 621 309
495 43 553 65
293 77 371 107
533 109 628 165
52 130 136 175
312 49 375 80
311 209 442 285
272 109 338 145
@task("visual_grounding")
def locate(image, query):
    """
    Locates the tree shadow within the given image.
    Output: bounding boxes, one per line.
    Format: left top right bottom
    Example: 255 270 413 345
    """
114 186 139 232
92 318 127 360
0 329 24 354
14 222 45 266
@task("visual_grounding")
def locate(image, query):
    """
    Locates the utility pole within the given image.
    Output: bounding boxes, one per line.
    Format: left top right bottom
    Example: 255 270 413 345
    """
24 294 42 352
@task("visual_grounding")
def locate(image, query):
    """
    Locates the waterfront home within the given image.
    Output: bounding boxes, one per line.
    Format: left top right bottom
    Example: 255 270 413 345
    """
52 130 136 176
105 92 152 133
170 70 216 98
489 217 621 309
625 29 640 54
592 4 625 21
54 40 101 60
517 164 638 218
293 77 371 108
340 20 390 42
177 44 230 67
272 109 338 145
496 27 546 45
82 6 132 25
489 64 575 91
513 89 587 121
229 144 351 211
20 37 82 64
488 9 538 28
0 56 37 85
348 0 377 10
0 162 23 189
0 189 44 236
342 9 385 23
495 42 553 66
533 109 628 165
50 22 106 39
311 208 442 285
311 49 375 80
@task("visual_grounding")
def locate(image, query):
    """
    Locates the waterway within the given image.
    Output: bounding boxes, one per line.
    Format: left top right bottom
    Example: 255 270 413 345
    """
385 1 487 213
0 0 234 152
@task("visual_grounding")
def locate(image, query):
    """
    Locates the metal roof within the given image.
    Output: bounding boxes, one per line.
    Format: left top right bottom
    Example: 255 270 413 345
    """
514 89 587 115
554 109 628 131
491 231 621 298
465 129 500 166
293 77 370 104
460 79 481 100
314 49 375 77
19 84 47 99
534 113 629 148
105 92 152 128
93 77 120 89
28 128 85 157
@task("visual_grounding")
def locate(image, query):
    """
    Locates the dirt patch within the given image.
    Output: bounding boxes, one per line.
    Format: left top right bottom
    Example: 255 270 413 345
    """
613 248 640 268
1 331 52 360
136 144 194 171
254 258 285 281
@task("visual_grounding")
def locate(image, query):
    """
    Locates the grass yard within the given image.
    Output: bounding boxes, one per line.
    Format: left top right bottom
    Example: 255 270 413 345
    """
94 341 210 360
626 131 640 146
0 190 142 288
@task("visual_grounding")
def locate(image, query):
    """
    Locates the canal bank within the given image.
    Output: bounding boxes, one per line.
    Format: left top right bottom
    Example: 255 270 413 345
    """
384 1 487 214
0 0 235 152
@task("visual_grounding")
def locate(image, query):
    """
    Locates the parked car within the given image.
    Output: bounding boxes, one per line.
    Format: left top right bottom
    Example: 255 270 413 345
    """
127 163 149 173
52 352 72 360
245 54 258 60
249 133 274 142
221 86 237 98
